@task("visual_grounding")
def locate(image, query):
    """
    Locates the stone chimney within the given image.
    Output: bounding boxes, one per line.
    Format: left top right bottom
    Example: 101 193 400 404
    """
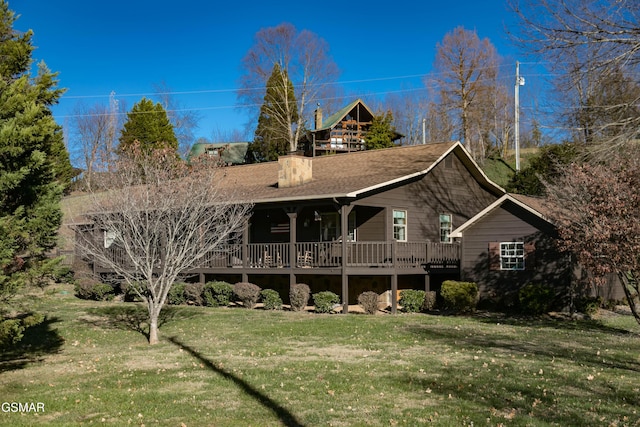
314 104 322 130
278 155 312 188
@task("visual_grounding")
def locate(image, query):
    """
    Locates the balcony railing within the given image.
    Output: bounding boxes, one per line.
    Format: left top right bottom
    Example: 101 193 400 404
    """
95 241 460 271
195 241 460 270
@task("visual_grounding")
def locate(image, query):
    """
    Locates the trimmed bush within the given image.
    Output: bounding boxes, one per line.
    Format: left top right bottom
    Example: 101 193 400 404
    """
289 283 310 312
184 283 205 306
423 291 437 311
74 281 115 301
233 282 261 309
203 281 233 307
441 280 478 313
313 291 340 313
261 289 283 310
575 296 602 316
168 282 187 305
399 289 426 313
121 281 145 302
518 283 554 315
358 291 380 314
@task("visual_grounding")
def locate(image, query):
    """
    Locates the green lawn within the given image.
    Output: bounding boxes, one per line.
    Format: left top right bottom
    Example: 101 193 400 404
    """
2 284 639 426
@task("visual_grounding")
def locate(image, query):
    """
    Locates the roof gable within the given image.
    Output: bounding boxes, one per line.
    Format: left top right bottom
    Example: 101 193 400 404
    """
316 99 374 131
450 194 551 238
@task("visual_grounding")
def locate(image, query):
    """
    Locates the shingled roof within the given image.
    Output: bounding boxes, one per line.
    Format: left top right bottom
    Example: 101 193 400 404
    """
216 141 504 204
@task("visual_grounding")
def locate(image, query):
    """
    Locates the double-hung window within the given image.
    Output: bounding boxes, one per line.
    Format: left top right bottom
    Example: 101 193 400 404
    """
393 210 407 241
439 214 452 243
500 242 525 270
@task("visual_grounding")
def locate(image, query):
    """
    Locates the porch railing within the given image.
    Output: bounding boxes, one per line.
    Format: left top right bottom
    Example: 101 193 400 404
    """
98 241 460 271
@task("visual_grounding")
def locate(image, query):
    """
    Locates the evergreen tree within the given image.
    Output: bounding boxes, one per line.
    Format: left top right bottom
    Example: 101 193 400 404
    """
0 1 72 346
365 111 397 150
506 142 580 196
119 98 178 154
248 63 298 162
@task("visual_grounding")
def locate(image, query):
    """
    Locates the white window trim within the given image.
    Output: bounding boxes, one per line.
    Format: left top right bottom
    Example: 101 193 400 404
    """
500 241 525 271
439 213 452 243
393 209 408 242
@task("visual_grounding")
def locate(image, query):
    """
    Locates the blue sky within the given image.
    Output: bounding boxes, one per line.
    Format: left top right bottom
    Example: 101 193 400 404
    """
13 0 525 142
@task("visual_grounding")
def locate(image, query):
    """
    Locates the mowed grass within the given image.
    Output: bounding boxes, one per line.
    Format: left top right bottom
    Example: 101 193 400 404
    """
1 284 639 426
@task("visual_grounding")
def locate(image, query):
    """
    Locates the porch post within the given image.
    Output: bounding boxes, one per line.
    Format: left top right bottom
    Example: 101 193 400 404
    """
391 274 398 314
287 211 298 287
242 217 249 283
340 204 352 313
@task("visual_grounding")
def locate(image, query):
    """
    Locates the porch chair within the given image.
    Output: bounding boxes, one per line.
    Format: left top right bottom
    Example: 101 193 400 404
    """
297 250 313 268
262 252 273 268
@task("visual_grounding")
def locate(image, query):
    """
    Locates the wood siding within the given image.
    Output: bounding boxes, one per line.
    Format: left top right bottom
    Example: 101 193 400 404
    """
459 201 570 308
356 151 499 242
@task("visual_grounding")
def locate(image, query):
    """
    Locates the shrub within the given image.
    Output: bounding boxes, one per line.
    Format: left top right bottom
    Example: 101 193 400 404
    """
184 283 205 306
203 281 233 307
358 291 380 314
74 281 115 301
441 280 478 313
313 291 340 313
121 281 145 302
168 282 187 305
0 313 44 349
261 289 283 310
423 291 437 311
518 283 554 315
575 295 602 316
289 283 310 312
233 282 261 309
399 289 426 313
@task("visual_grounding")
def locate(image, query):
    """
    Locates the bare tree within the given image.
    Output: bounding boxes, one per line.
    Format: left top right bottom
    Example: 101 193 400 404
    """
429 27 504 160
385 90 429 145
153 81 201 158
511 0 640 149
73 143 252 344
238 23 340 152
543 142 640 324
69 94 121 190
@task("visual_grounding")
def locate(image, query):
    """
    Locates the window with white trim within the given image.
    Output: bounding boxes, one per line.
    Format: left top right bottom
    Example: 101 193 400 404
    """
500 242 525 270
104 230 118 248
393 210 407 241
439 214 452 243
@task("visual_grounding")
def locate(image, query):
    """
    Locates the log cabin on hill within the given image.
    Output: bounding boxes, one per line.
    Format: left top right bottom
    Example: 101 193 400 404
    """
307 99 403 156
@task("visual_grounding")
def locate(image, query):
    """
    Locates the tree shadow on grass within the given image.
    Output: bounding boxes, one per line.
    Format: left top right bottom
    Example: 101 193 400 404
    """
0 316 65 373
403 315 640 425
85 304 199 340
167 336 305 427
471 310 639 335
406 315 640 373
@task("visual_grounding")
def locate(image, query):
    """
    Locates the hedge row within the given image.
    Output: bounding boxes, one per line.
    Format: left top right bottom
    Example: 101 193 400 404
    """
76 280 599 315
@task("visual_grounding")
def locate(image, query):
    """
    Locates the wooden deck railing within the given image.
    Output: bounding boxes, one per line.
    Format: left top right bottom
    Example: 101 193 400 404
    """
96 241 461 271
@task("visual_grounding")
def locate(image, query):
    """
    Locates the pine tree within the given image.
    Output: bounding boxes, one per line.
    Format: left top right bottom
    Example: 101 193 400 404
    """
119 98 178 154
365 111 397 150
0 1 72 346
248 63 298 162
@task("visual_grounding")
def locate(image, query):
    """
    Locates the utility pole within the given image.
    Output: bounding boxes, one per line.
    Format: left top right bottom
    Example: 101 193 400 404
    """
422 117 426 145
514 61 525 171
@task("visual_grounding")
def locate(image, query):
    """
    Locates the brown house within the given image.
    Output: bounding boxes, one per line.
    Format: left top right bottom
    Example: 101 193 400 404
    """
77 141 599 312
